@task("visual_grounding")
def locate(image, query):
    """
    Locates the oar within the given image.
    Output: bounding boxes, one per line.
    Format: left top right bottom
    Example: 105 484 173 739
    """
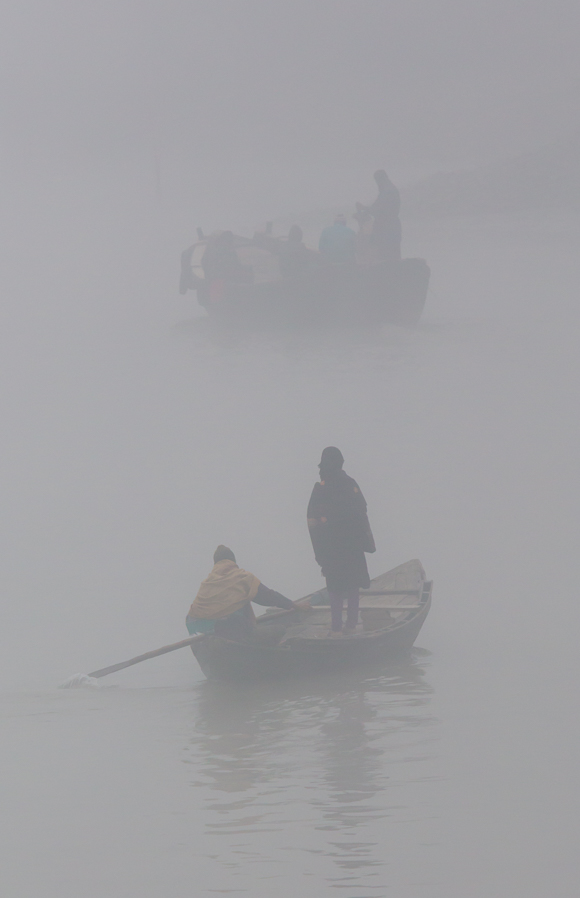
60 633 204 688
255 597 313 623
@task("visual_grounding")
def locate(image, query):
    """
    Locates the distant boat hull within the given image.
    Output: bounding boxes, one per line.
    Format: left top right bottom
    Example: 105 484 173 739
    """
190 560 432 682
198 258 430 329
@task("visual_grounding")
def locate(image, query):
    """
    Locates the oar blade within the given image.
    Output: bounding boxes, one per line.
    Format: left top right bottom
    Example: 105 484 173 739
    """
59 673 101 689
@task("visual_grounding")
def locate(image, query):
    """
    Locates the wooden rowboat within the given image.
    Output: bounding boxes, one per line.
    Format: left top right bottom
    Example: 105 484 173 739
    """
190 559 432 681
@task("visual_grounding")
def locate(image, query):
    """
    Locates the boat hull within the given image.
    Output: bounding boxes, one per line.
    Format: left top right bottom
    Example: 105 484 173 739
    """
200 258 430 329
190 581 431 682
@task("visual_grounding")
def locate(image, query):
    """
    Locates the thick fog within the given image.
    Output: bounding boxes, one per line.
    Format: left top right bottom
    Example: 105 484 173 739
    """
1 2 580 897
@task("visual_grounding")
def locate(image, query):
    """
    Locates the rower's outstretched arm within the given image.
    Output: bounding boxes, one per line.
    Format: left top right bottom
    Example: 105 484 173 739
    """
252 583 294 610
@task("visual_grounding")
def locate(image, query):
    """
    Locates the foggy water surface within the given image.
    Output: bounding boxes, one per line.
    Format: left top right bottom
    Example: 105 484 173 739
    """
1 212 579 896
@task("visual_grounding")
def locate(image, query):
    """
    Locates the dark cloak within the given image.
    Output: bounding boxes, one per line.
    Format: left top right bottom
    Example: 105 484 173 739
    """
307 470 376 592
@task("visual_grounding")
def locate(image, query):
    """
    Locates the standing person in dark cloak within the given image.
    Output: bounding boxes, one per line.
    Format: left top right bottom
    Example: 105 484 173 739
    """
307 448 376 636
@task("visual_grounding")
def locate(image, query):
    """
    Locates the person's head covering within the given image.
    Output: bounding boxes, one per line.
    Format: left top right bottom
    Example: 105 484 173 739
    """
213 545 236 564
318 446 344 480
374 169 389 186
334 213 347 225
288 224 303 243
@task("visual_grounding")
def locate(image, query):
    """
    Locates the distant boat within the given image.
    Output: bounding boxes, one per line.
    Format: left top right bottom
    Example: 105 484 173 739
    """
190 559 432 681
180 234 430 328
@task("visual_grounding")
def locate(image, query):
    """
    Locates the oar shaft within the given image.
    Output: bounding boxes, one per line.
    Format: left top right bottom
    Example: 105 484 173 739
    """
88 634 203 679
255 598 311 622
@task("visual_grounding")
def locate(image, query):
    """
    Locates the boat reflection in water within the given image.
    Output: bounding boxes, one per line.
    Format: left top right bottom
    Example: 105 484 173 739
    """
184 652 437 894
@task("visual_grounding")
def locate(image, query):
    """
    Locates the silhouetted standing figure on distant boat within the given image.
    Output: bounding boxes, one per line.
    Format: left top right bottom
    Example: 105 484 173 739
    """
356 170 402 263
307 448 376 636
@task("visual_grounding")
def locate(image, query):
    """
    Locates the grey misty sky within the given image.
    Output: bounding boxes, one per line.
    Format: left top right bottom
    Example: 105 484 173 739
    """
1 0 579 178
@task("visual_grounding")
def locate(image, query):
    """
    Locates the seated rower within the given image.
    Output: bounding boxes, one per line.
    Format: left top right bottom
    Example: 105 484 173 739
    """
186 545 296 641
